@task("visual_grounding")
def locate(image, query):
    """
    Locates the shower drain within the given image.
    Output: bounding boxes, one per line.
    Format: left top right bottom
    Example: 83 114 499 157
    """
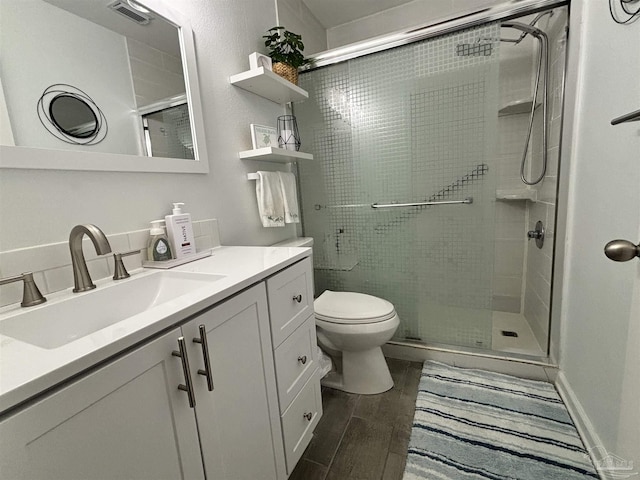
501 330 519 337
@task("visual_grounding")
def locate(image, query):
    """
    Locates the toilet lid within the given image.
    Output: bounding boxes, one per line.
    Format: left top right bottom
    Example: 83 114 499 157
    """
314 290 396 324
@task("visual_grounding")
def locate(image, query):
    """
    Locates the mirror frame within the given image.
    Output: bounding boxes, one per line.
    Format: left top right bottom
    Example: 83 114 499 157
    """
0 0 209 174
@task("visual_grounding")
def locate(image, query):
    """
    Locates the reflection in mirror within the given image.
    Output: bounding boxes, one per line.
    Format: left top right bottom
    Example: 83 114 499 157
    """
0 0 203 165
50 95 98 139
36 84 108 145
140 96 194 159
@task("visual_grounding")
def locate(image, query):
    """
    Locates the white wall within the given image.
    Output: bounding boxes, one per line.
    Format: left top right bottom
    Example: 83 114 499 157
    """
556 0 640 470
0 0 297 257
326 0 500 49
276 0 327 55
0 0 140 155
127 38 186 108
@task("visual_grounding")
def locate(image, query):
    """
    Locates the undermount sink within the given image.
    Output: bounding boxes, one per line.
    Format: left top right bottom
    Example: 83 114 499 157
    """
0 271 225 350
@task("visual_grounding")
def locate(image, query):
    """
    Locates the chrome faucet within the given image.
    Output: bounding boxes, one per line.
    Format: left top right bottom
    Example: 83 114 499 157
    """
69 224 112 292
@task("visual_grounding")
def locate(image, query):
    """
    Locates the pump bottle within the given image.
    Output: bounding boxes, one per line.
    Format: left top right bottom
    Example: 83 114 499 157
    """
147 220 172 261
165 203 196 259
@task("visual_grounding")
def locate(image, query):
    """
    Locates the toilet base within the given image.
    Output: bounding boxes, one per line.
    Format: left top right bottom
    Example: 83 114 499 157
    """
320 346 393 395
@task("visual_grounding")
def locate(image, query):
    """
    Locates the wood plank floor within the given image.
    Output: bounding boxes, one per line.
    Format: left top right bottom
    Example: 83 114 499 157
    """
290 359 423 480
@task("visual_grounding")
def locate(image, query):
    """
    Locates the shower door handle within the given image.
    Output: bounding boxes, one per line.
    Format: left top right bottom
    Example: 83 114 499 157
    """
604 239 640 262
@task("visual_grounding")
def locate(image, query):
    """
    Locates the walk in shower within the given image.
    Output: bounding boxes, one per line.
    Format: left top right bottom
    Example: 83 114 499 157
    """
294 2 569 359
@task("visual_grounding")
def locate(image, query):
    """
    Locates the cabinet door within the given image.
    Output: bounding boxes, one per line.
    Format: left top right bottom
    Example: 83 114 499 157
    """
182 283 283 480
0 328 204 480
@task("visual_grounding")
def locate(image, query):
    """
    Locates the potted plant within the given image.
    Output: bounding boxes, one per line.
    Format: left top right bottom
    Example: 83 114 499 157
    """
263 26 311 85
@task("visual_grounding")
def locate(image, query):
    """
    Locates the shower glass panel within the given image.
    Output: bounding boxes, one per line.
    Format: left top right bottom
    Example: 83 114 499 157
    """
142 103 194 160
296 23 501 350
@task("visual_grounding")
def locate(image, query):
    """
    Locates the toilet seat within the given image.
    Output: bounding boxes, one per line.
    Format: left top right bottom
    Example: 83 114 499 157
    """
314 290 396 324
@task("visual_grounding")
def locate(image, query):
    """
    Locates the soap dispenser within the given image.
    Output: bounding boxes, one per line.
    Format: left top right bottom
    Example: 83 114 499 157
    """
165 202 196 259
147 220 173 261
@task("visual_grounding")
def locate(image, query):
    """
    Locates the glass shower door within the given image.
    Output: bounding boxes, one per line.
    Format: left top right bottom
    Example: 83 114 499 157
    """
296 23 501 350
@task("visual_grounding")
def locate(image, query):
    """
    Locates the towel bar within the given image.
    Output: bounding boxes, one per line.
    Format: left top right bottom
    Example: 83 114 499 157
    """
371 197 473 208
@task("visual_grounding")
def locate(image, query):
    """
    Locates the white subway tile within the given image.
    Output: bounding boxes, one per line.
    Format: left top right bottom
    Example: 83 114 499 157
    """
191 221 202 237
128 230 150 252
44 265 74 294
87 258 111 282
0 242 69 277
195 236 214 252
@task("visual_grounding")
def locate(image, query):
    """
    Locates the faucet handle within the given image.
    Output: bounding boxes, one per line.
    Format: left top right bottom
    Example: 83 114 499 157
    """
0 272 47 307
112 249 141 281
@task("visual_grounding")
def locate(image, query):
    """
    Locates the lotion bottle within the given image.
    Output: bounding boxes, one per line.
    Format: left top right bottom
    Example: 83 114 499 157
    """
165 202 196 259
147 220 172 261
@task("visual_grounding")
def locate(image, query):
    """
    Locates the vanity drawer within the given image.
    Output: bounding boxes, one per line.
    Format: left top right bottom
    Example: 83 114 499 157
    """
281 372 322 474
266 258 314 347
274 315 317 412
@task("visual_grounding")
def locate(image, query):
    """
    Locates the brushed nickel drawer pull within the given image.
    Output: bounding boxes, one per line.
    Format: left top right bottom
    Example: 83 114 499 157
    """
303 412 313 421
172 337 196 408
293 294 303 303
193 325 214 392
298 355 307 365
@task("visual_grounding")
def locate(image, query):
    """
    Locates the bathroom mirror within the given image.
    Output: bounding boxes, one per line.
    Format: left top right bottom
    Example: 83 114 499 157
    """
0 0 209 173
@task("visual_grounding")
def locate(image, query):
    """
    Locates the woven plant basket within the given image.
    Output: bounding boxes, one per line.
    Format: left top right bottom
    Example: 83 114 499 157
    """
272 62 299 85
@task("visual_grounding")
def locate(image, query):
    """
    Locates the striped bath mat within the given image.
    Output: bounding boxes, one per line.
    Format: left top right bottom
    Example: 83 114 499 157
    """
404 361 599 480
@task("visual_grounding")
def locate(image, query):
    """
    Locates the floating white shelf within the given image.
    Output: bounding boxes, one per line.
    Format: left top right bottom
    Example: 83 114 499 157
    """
496 189 538 201
229 67 309 104
498 99 541 116
239 147 313 163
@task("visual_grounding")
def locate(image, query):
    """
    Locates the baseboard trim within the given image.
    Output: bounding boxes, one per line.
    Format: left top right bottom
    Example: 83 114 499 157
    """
555 371 611 480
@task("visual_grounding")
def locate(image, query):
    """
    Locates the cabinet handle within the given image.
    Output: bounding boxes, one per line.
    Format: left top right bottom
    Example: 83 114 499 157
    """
297 355 307 365
303 412 313 421
193 324 214 391
172 337 196 408
292 294 303 303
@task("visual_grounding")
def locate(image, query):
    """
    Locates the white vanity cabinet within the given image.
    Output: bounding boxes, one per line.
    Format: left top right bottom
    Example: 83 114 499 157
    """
0 327 205 480
180 283 283 480
0 256 320 480
266 258 322 474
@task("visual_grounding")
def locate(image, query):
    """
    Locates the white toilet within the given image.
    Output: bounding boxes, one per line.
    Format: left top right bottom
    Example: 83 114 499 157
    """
272 237 400 395
314 290 400 394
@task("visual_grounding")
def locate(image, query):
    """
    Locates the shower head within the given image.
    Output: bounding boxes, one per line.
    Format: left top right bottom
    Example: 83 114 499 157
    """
500 10 553 45
501 21 546 39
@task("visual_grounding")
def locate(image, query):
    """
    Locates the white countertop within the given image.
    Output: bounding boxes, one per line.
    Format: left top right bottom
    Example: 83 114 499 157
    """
0 246 311 415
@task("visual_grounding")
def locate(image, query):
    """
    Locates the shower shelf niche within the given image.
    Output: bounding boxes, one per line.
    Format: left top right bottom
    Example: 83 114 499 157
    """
239 147 313 163
230 67 309 104
496 189 537 201
498 99 541 116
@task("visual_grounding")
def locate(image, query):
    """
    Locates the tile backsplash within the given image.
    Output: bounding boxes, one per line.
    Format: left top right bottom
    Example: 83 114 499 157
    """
0 219 221 308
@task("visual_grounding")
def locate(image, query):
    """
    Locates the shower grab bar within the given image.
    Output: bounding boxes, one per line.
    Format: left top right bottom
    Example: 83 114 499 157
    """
371 197 473 208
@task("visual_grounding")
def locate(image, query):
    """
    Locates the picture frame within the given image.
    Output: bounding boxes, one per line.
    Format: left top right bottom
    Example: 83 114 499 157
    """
250 124 278 149
249 52 272 71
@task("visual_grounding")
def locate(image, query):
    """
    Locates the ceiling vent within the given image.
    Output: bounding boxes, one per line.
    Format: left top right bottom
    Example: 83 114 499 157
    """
108 1 151 25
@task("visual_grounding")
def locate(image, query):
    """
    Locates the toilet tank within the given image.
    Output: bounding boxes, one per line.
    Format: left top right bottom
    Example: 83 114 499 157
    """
271 237 314 248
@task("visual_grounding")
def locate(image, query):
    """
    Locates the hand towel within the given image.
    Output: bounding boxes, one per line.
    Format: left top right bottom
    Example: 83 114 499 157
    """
277 172 300 223
256 171 285 227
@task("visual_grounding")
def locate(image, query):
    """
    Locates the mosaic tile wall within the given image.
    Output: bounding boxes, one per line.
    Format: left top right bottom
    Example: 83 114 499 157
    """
296 23 501 349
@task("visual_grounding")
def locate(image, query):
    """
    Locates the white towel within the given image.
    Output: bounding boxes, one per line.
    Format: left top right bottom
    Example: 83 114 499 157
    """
277 172 300 224
256 171 285 227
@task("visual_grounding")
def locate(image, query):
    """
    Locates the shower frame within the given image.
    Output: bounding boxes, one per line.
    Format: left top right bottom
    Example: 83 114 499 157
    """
302 0 567 72
296 0 570 363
